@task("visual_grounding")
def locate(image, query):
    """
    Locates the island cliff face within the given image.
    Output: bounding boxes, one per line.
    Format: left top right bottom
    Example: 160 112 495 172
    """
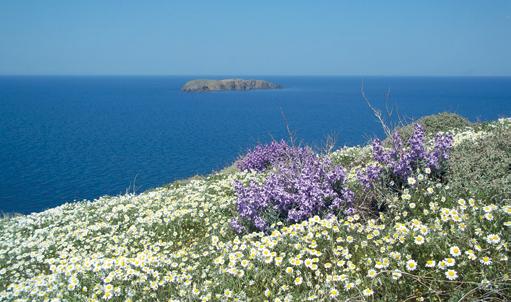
181 79 282 92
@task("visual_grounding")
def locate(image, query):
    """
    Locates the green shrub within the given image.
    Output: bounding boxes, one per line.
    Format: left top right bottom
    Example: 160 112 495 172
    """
448 125 511 200
386 112 470 144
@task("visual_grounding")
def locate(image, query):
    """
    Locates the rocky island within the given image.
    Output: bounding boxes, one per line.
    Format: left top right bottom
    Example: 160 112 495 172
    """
181 78 282 92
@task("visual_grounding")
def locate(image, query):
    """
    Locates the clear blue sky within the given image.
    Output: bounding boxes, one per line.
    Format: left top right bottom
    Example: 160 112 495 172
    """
1 1 510 76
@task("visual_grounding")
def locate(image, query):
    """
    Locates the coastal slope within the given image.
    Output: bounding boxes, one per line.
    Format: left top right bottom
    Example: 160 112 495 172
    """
1 114 510 301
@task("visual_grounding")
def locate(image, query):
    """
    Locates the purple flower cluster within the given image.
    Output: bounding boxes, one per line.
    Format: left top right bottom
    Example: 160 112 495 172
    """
358 124 453 189
232 147 354 233
357 165 382 189
236 140 292 172
427 133 454 169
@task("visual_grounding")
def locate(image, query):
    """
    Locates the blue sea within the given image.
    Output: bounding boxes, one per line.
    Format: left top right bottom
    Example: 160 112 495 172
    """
1 76 510 214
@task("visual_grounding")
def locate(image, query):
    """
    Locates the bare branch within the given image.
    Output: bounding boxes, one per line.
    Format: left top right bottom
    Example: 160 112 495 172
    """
280 108 297 146
321 132 337 155
361 81 393 137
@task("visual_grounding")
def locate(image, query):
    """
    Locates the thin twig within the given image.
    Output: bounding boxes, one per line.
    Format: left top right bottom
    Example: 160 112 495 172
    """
280 108 296 146
321 133 337 155
457 284 483 302
361 81 392 138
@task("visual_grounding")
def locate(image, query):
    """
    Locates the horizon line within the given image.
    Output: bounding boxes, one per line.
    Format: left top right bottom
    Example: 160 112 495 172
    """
1 74 511 77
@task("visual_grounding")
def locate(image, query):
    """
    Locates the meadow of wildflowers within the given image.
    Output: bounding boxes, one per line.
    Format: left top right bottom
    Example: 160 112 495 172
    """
0 116 509 301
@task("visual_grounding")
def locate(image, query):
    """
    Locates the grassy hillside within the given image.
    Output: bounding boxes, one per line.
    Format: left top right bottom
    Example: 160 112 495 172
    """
0 114 510 301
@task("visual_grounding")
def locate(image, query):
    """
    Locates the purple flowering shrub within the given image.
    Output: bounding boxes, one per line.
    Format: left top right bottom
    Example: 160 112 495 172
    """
357 123 454 191
232 124 453 233
236 140 294 172
232 147 354 233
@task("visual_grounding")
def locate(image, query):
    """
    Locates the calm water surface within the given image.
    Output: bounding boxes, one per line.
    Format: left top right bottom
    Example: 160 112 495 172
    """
1 76 510 214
